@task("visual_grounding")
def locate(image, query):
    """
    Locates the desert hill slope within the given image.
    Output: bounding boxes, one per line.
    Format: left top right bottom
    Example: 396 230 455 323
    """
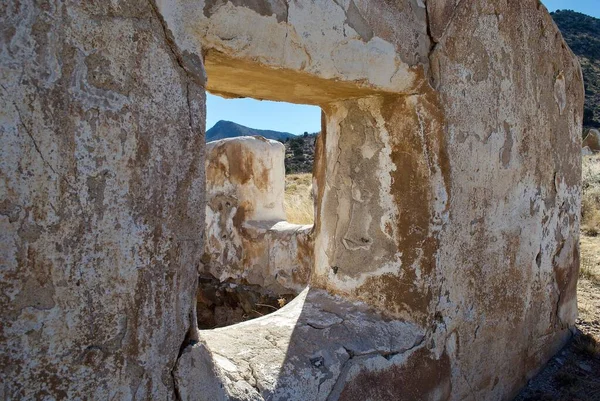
206 120 296 142
552 10 600 129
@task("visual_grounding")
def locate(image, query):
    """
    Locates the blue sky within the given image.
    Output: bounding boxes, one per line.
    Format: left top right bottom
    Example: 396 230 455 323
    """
206 0 598 134
206 94 322 135
542 0 599 18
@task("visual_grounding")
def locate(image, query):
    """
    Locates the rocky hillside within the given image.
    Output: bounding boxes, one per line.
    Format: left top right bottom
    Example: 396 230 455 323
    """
284 133 318 174
551 10 600 129
206 120 296 142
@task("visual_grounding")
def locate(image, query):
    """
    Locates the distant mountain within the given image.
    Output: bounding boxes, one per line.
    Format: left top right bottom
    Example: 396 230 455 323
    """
206 120 296 142
551 10 600 129
206 120 319 174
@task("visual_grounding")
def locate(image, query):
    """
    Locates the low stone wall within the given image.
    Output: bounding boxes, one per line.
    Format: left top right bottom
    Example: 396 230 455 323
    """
203 136 313 297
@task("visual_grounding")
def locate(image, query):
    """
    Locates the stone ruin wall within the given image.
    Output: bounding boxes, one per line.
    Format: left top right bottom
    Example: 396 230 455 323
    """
1 2 206 399
200 136 312 327
0 0 584 400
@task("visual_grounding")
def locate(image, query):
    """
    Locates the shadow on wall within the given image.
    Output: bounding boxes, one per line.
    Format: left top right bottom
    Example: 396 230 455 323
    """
175 286 451 400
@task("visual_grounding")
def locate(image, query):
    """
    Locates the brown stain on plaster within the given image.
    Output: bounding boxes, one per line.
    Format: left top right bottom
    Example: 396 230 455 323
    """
255 157 271 192
207 141 270 191
226 143 253 185
338 348 452 401
500 121 513 167
293 233 314 286
312 110 327 238
232 201 251 229
240 237 269 280
356 74 450 322
205 51 423 106
553 242 579 325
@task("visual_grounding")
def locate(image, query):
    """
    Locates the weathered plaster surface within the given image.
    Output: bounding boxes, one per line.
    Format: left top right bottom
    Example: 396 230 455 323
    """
1 1 205 399
156 0 430 103
427 2 583 398
174 288 431 401
2 0 584 400
204 136 312 294
172 0 582 400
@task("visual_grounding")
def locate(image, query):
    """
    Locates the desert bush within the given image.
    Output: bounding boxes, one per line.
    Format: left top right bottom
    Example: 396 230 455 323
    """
581 249 599 284
573 332 600 358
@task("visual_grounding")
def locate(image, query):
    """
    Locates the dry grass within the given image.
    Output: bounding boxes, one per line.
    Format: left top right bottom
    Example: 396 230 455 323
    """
579 155 600 338
581 236 600 286
573 332 600 358
581 155 600 285
284 173 314 225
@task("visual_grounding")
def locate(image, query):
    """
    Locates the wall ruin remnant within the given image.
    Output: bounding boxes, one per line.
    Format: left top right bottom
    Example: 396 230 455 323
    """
1 2 206 399
200 136 312 327
1 0 584 400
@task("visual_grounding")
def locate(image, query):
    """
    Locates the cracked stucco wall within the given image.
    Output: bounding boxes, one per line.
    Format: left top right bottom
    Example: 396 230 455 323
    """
1 1 205 399
168 0 582 400
156 0 431 104
1 0 584 400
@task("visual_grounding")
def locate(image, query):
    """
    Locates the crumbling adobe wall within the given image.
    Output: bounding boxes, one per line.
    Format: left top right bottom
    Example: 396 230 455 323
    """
1 2 205 399
203 136 312 295
200 136 312 328
163 0 583 400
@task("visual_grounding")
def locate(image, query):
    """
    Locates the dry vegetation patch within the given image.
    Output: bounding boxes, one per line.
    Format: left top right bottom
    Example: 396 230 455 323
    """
580 155 600 342
582 154 600 236
284 173 314 225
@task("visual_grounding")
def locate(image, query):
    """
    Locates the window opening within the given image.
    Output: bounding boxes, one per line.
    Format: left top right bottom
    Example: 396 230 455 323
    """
199 92 320 328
